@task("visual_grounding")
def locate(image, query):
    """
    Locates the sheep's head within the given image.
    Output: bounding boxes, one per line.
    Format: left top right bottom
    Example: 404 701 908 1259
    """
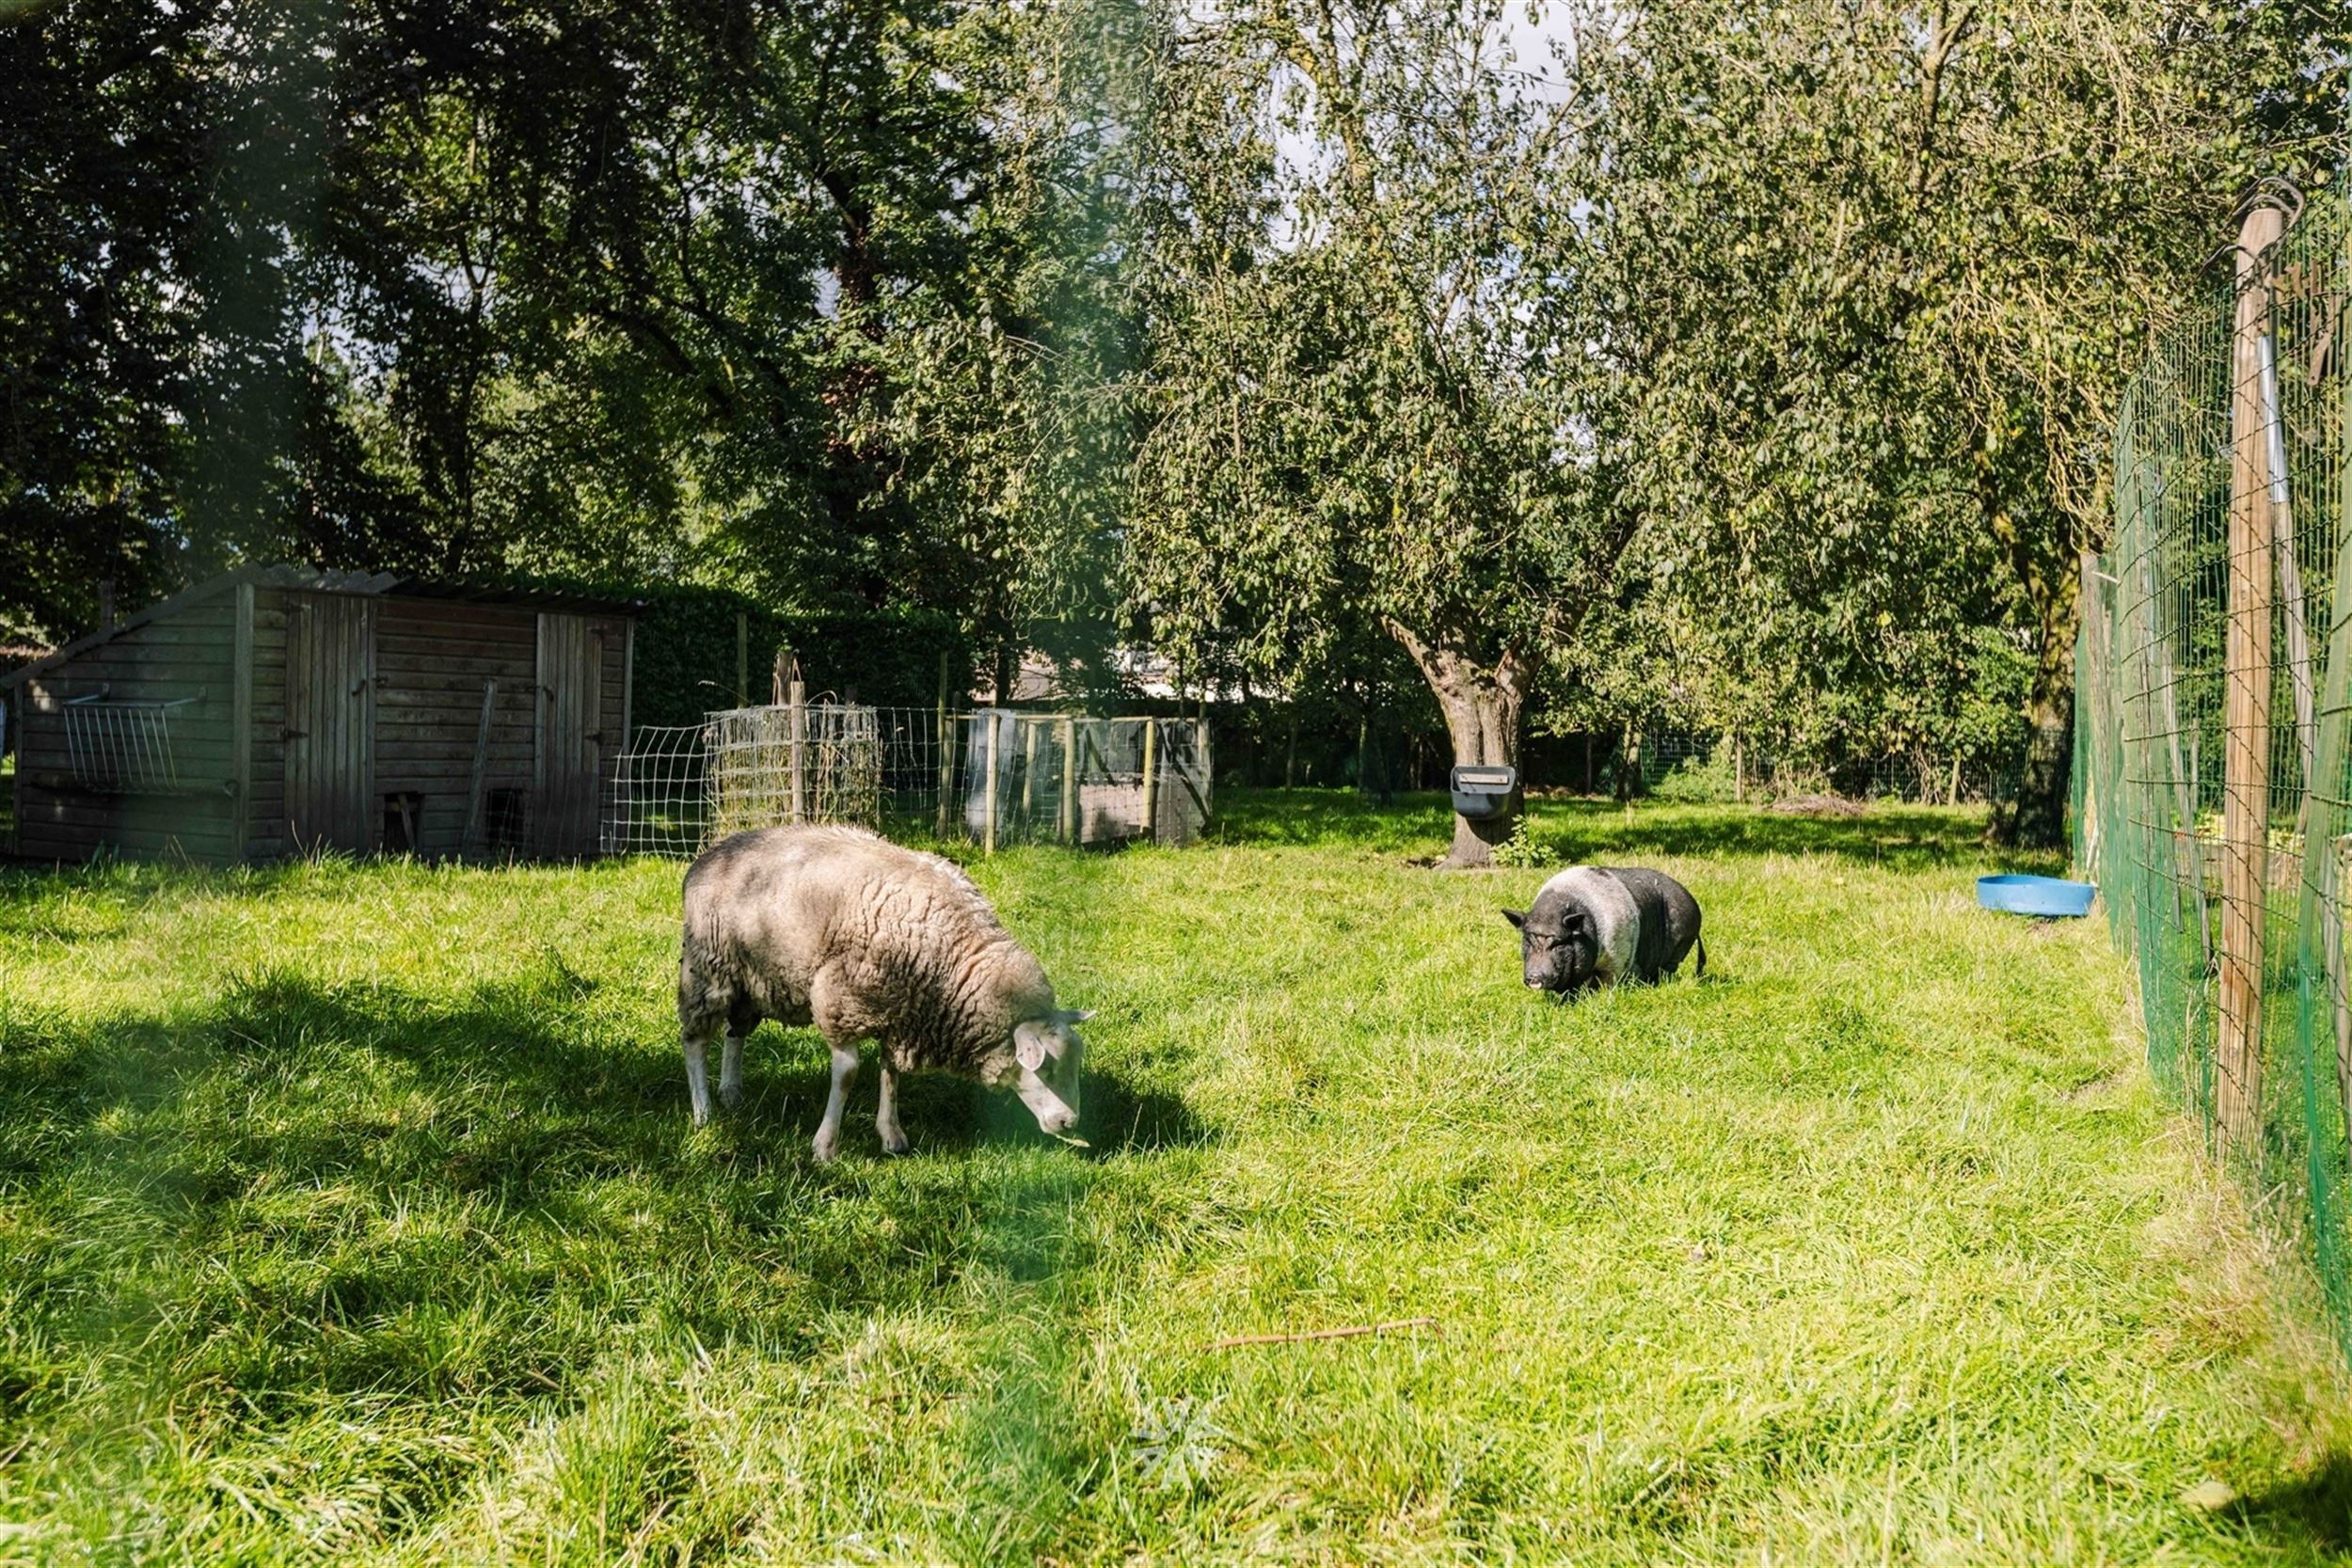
1502 900 1598 996
993 1008 1091 1138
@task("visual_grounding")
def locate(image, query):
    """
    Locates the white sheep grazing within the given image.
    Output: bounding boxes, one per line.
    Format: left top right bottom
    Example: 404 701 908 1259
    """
676 825 1090 1161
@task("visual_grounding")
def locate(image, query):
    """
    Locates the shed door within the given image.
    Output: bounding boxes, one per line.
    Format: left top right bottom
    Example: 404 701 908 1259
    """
534 612 603 856
284 593 376 853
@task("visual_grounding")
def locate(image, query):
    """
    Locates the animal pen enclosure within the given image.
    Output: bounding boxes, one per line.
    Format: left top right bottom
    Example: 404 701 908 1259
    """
1 565 635 863
2074 184 2352 1353
602 705 1211 857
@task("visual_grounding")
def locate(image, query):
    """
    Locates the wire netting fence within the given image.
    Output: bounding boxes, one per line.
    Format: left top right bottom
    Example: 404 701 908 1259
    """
602 704 1211 858
1629 733 2017 804
2075 186 2352 1353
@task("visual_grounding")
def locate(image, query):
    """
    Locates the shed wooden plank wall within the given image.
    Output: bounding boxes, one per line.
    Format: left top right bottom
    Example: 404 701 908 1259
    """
372 602 630 858
13 594 241 863
374 599 542 856
11 584 633 865
245 588 292 857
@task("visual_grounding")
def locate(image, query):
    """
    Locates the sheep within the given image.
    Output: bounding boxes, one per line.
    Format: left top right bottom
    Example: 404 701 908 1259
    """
1502 866 1705 999
676 825 1090 1161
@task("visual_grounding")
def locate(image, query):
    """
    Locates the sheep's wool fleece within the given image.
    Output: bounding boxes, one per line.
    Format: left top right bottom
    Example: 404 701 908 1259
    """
1534 866 1642 982
679 826 1052 1074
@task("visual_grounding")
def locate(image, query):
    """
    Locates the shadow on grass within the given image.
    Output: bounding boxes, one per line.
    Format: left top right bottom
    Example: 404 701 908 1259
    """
0 963 1210 1386
2229 1452 2352 1554
1212 788 2067 874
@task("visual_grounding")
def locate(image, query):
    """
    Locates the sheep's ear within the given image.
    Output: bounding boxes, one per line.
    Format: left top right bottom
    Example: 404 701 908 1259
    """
1501 909 1527 929
1014 1022 1049 1072
1061 1008 1096 1024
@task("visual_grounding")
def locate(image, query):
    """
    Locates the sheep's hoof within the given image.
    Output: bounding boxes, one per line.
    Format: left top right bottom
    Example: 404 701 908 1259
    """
719 1084 742 1110
880 1131 912 1156
812 1133 841 1164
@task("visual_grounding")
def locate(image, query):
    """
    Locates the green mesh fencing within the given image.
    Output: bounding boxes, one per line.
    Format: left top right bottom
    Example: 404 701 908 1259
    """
2077 190 2352 1352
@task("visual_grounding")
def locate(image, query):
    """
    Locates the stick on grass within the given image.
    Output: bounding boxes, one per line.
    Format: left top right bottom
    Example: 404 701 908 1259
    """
1207 1318 1438 1350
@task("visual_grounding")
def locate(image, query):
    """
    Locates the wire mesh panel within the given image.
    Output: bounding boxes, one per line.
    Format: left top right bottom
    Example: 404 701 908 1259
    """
957 712 1212 847
706 703 882 837
602 703 1210 857
601 723 708 857
64 696 196 793
2078 188 2352 1354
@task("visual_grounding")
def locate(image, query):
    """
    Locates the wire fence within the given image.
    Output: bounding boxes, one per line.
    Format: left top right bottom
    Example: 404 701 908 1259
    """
1621 732 2016 804
602 704 1211 859
2074 184 2352 1354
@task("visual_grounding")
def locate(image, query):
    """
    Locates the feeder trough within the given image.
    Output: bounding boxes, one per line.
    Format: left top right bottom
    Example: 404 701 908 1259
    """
1450 765 1518 821
1976 873 2095 918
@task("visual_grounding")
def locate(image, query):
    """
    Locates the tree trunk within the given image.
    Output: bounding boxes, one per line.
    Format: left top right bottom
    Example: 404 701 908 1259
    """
1385 619 1527 867
1990 561 2079 847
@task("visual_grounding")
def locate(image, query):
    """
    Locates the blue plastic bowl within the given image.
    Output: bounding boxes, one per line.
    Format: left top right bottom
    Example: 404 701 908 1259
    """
1976 873 2096 918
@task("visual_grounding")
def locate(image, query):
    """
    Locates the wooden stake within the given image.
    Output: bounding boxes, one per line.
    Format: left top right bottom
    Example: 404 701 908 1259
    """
2259 326 2318 823
2217 201 2283 1152
1021 716 1040 832
785 651 805 824
1140 717 1159 842
936 652 955 837
736 614 748 708
463 677 499 854
1060 716 1077 843
1197 718 1213 829
983 713 999 856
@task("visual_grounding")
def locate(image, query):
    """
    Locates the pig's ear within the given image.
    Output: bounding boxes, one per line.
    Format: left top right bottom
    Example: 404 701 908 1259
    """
1501 908 1527 929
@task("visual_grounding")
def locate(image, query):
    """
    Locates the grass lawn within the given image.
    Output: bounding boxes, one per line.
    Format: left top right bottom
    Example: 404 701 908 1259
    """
3 792 2349 1564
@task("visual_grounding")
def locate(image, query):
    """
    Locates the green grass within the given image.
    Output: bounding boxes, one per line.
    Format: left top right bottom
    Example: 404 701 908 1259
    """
2 792 2349 1564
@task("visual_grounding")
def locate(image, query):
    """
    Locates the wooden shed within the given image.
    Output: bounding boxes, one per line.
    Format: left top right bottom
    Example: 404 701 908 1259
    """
2 565 636 864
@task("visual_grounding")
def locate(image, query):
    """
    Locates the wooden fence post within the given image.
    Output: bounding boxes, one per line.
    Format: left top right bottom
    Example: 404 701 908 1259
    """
736 614 749 708
1197 717 1212 829
936 652 955 837
983 712 999 856
2217 201 2284 1152
1021 717 1040 836
784 651 806 824
1061 717 1078 843
1140 717 1159 842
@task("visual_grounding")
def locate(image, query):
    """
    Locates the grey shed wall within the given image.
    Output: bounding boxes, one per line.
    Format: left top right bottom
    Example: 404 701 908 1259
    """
8 573 633 866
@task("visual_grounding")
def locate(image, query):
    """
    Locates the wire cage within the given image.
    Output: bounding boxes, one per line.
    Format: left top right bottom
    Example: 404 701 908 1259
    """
705 703 882 837
958 710 1211 847
63 694 199 794
602 703 1211 858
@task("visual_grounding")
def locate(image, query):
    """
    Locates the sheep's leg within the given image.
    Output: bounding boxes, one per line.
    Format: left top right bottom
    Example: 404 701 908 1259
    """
681 1029 715 1126
719 1033 745 1110
813 1044 860 1164
876 1064 910 1156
